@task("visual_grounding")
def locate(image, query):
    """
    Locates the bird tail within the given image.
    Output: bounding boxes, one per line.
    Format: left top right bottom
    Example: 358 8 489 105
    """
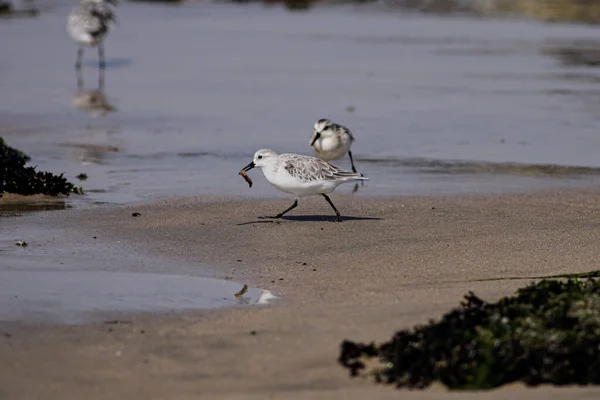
336 171 369 181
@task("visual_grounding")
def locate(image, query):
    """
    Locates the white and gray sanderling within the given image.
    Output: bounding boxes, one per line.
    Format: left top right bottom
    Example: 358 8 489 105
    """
241 149 368 222
67 0 116 70
310 118 358 173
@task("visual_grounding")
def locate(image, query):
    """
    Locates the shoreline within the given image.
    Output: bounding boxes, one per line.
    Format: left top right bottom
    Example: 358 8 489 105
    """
3 188 600 303
2 190 600 398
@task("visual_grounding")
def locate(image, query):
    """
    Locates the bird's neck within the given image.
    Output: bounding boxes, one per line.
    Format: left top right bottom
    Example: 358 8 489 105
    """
259 165 278 184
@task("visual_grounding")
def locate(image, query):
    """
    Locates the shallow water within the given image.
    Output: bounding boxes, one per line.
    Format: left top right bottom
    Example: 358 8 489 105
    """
0 215 274 324
0 268 270 324
2 2 600 206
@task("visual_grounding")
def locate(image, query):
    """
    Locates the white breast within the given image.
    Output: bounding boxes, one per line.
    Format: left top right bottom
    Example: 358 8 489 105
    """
67 14 95 45
312 134 352 161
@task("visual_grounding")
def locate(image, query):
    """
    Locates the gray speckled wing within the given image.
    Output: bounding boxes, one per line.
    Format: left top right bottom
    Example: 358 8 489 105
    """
281 154 359 182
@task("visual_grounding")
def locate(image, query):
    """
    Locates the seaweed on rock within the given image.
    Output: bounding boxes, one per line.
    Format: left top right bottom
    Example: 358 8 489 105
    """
339 278 600 389
0 137 83 197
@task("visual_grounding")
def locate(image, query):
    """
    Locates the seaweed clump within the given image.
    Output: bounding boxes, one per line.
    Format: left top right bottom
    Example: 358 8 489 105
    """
0 0 39 17
0 138 83 197
339 279 600 389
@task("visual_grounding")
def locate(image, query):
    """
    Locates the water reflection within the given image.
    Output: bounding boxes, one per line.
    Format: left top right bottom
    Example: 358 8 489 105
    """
61 140 120 165
0 195 70 216
0 269 275 324
73 67 116 117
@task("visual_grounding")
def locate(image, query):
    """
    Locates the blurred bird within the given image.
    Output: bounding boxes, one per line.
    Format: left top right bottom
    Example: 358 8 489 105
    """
67 0 116 70
310 118 358 173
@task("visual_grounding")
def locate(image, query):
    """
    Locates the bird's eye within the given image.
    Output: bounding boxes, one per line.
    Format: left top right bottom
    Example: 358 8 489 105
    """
258 155 263 159
322 126 329 131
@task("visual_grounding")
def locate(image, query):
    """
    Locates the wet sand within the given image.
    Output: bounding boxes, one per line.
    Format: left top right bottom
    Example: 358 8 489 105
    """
2 190 600 398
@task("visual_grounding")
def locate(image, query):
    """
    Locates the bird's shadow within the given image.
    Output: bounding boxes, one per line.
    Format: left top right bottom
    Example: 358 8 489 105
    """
237 215 381 225
82 58 132 69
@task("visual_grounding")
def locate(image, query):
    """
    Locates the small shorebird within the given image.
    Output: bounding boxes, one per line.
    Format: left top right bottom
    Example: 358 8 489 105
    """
241 149 368 222
310 118 358 173
67 0 116 70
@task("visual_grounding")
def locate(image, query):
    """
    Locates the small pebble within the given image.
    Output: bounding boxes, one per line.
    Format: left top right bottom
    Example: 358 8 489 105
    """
250 330 257 335
132 212 141 217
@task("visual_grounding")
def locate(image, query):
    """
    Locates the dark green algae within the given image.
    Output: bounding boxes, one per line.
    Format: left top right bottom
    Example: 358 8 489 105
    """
339 278 600 390
0 137 83 197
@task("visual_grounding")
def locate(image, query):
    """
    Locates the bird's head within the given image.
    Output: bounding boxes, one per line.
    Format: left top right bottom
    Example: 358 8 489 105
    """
310 118 335 147
242 149 278 172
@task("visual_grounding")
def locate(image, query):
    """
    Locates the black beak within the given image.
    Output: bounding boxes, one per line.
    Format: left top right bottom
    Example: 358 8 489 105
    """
310 132 321 147
242 161 255 172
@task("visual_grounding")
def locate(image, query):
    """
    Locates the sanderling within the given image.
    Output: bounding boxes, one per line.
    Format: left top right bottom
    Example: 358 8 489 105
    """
310 118 358 173
241 149 368 222
67 0 116 70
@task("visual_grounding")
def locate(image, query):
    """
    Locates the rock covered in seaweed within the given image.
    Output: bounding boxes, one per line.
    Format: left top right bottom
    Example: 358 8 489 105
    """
0 137 83 197
339 278 600 389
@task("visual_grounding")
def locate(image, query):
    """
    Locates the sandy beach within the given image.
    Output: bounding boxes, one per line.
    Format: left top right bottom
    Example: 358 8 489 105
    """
2 190 600 399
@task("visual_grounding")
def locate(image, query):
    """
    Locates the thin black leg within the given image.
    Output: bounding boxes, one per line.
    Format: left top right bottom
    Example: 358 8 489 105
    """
347 150 364 192
321 194 342 222
75 46 84 70
98 66 105 90
98 44 105 70
266 198 299 219
76 65 84 91
348 150 357 173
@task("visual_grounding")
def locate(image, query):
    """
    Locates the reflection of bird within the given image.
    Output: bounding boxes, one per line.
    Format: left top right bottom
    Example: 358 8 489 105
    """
73 65 116 117
67 0 116 70
241 149 368 222
310 119 358 173
65 142 120 165
72 88 116 117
